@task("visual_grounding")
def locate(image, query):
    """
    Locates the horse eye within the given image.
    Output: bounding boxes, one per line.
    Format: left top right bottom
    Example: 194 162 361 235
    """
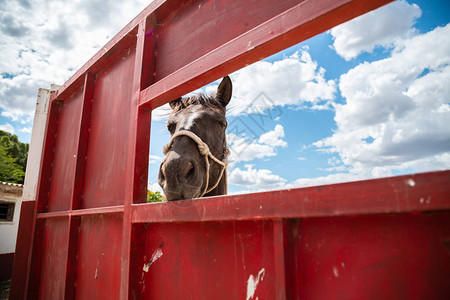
167 122 176 133
218 120 227 128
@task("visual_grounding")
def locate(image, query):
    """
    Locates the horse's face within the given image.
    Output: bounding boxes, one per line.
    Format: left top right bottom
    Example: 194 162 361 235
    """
158 76 232 201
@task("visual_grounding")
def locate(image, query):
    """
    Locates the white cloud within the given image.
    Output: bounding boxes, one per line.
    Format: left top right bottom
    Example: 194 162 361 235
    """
151 48 335 121
0 75 49 121
287 172 362 189
192 49 336 115
315 23 450 178
227 124 287 163
151 104 172 121
149 155 162 165
330 0 421 60
227 133 276 163
228 165 287 191
19 127 32 133
0 0 150 122
148 182 163 193
0 123 15 133
288 152 450 189
258 124 287 147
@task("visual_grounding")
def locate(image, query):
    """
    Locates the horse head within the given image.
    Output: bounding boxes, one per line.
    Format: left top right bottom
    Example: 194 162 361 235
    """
158 76 232 201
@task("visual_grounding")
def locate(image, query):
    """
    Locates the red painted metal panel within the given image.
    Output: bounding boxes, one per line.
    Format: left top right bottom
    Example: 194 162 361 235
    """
140 220 277 299
9 201 35 300
47 89 83 212
51 27 138 102
285 212 450 299
154 0 301 81
82 46 136 208
37 218 70 300
75 214 123 299
0 253 14 281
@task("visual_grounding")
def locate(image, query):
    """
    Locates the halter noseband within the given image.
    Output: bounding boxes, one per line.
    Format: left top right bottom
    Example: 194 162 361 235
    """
163 130 230 197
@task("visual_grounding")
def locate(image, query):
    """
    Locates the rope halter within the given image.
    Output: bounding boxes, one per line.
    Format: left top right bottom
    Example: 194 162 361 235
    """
163 130 230 197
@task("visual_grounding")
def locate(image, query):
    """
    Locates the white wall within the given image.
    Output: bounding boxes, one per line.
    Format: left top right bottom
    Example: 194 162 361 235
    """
0 185 23 254
22 87 56 201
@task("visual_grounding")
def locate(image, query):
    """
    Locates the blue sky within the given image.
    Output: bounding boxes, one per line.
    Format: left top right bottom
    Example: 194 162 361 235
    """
1 1 449 195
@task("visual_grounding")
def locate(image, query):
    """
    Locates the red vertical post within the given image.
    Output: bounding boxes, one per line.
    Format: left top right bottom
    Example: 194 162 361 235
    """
24 94 59 299
9 201 36 300
133 106 152 203
64 72 95 299
120 18 148 299
64 217 80 299
25 220 45 299
273 220 287 299
35 98 59 213
71 72 95 210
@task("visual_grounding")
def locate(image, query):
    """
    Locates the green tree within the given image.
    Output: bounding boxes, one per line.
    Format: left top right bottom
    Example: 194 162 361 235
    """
147 190 165 203
0 146 25 183
0 130 29 183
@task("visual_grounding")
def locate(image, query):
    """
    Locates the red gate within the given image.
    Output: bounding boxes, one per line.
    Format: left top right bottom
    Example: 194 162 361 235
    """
10 0 450 299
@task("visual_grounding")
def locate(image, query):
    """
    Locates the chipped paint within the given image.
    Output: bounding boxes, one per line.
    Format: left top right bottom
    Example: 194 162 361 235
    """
406 179 415 187
333 266 339 277
94 260 100 279
143 247 163 272
419 196 431 204
246 268 265 300
247 41 254 51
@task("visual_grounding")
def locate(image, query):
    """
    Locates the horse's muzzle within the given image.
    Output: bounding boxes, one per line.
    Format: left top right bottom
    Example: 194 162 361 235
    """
158 153 203 201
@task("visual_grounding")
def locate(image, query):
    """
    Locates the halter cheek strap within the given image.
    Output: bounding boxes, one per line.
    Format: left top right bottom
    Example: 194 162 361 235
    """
163 130 230 197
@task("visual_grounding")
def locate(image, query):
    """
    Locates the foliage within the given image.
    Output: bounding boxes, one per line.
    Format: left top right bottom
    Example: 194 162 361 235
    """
147 190 166 203
0 130 29 184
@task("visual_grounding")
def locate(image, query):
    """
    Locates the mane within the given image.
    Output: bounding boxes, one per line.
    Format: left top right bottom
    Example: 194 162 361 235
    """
172 93 225 113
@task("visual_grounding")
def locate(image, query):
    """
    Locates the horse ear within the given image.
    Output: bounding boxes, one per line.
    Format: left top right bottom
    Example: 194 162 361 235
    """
216 76 232 107
169 97 183 110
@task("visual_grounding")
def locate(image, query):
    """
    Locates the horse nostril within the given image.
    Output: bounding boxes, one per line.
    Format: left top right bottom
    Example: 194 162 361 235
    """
158 165 166 183
185 162 195 180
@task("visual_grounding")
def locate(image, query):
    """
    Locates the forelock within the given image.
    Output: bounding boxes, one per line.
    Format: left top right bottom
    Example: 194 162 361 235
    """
172 93 224 113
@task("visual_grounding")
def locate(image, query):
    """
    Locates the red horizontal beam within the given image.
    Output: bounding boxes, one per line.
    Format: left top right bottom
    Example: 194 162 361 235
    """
36 205 124 219
132 171 450 223
139 0 394 109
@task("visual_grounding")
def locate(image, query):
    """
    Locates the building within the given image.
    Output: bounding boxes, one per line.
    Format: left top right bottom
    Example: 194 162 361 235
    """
0 182 23 282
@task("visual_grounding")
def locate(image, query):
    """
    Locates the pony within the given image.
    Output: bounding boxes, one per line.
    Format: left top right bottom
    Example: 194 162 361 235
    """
158 76 232 201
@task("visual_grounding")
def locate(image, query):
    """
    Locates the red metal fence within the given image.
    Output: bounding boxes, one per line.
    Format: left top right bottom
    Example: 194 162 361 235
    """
10 0 450 299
